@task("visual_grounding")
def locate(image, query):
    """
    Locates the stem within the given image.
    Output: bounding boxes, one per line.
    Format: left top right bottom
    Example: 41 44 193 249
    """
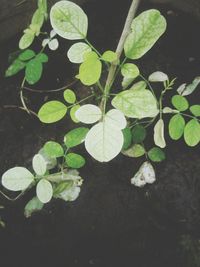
180 112 200 122
85 39 102 57
20 77 31 115
140 74 157 101
3 105 38 117
100 0 141 112
0 190 26 202
23 80 77 93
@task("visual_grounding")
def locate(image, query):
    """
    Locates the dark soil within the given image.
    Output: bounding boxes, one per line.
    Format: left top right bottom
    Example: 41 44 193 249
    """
1 0 200 266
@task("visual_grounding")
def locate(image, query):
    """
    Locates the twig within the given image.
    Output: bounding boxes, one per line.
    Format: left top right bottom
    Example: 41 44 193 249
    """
23 80 77 93
3 105 38 117
100 0 141 111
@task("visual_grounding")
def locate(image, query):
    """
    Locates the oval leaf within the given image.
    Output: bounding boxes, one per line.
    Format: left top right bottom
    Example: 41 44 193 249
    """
38 101 67 123
32 154 47 176
2 167 34 191
105 109 127 130
43 141 64 158
63 89 76 104
169 114 185 140
75 104 102 124
85 121 124 162
171 95 189 112
67 42 91 63
190 105 200 117
64 127 89 148
184 119 200 147
121 63 140 79
65 153 86 168
36 179 53 203
50 1 88 40
124 9 166 59
112 89 159 119
148 147 165 162
25 58 43 85
148 71 168 82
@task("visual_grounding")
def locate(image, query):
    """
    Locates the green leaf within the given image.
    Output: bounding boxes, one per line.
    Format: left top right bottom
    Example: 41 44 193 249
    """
65 153 86 168
2 167 34 191
64 127 89 148
184 119 200 147
122 77 134 89
75 104 102 124
124 9 166 59
112 89 158 119
153 119 166 148
121 63 140 79
67 42 91 63
148 147 165 162
122 128 132 150
25 58 43 85
53 180 74 195
36 53 48 63
36 179 53 203
24 197 44 218
50 1 88 40
190 105 200 117
38 101 67 123
38 0 48 19
19 33 35 50
32 154 47 176
79 56 102 86
122 144 145 158
63 89 76 104
171 95 189 111
101 50 118 62
43 141 64 158
70 105 80 123
130 81 147 91
19 49 36 61
5 59 26 77
169 114 185 140
132 124 146 143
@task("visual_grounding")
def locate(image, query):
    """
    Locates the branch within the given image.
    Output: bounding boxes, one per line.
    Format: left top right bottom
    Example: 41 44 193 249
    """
100 0 141 110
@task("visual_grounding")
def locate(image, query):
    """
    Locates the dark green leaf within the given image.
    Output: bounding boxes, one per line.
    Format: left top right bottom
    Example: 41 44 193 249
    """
5 59 26 77
19 49 36 61
148 147 165 162
122 128 132 150
132 125 146 143
36 53 48 63
65 153 86 168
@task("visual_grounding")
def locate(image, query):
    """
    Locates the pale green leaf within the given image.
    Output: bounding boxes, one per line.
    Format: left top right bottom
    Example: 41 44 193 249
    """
154 119 166 148
169 114 185 140
124 9 166 59
85 121 124 162
63 89 76 104
24 197 44 218
32 154 47 176
38 101 67 123
67 42 91 63
112 89 159 119
184 119 200 147
101 50 118 63
19 33 35 50
53 180 74 195
64 127 89 148
122 144 145 158
181 77 200 96
75 104 102 124
104 109 127 130
2 167 34 191
70 105 80 123
148 71 168 82
50 0 88 40
36 179 53 203
121 63 139 79
79 57 102 86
